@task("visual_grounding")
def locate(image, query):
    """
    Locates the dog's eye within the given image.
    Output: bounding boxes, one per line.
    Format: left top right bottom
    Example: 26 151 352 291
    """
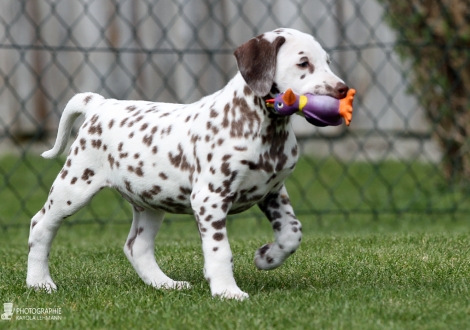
297 61 309 68
327 59 331 65
277 102 284 109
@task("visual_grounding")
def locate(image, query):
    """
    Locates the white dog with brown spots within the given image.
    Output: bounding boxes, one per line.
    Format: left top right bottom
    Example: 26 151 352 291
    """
27 28 349 300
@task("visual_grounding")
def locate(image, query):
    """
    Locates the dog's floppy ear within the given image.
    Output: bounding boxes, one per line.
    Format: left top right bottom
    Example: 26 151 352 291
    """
234 35 286 97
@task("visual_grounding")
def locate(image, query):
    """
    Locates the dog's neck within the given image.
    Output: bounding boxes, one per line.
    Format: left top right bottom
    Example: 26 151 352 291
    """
210 73 292 145
222 72 291 124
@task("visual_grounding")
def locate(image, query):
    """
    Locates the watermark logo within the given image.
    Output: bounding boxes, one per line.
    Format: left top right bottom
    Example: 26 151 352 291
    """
1 303 62 321
1 303 13 321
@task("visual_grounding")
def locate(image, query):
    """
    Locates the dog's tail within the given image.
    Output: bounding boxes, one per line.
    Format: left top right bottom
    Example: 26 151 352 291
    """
42 93 103 159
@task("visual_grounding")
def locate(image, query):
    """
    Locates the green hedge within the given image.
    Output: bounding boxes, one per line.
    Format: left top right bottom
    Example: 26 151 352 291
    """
380 0 470 184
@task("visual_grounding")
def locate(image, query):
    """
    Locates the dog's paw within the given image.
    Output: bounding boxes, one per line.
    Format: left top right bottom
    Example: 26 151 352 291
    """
213 288 249 301
254 243 284 270
26 278 57 293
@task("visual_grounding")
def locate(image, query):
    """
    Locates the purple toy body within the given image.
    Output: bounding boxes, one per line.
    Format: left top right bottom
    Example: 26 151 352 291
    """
302 95 342 127
267 88 356 127
271 93 342 127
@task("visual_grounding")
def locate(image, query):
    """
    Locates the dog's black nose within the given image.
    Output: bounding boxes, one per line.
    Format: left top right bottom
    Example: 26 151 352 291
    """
334 82 349 99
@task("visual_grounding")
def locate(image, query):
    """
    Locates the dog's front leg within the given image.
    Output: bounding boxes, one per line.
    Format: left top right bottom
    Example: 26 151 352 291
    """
256 185 303 270
192 190 248 300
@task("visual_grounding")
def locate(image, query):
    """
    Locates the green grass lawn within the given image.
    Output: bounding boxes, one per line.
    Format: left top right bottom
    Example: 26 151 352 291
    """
1 154 470 329
1 217 470 329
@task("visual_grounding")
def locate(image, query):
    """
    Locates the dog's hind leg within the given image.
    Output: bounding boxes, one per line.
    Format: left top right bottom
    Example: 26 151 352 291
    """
255 185 303 270
26 163 106 292
124 207 190 289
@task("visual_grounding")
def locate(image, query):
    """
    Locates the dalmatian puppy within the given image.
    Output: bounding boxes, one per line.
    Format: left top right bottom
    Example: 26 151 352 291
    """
27 28 349 300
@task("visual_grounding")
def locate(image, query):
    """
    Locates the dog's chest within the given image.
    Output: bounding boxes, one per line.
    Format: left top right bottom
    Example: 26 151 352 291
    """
228 131 298 213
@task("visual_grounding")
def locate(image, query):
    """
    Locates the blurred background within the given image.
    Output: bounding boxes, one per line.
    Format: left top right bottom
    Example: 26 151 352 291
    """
0 0 469 229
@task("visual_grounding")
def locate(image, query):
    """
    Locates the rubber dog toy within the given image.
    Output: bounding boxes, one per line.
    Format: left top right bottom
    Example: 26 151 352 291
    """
266 88 356 126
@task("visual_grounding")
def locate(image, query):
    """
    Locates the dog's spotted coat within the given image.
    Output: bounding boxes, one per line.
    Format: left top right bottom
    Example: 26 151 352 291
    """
27 28 349 300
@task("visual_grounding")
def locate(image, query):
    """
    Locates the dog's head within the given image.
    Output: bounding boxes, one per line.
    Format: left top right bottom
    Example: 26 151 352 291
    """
234 28 348 99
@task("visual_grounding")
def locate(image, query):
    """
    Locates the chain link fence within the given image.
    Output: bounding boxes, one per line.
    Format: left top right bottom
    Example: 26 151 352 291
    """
1 0 469 229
